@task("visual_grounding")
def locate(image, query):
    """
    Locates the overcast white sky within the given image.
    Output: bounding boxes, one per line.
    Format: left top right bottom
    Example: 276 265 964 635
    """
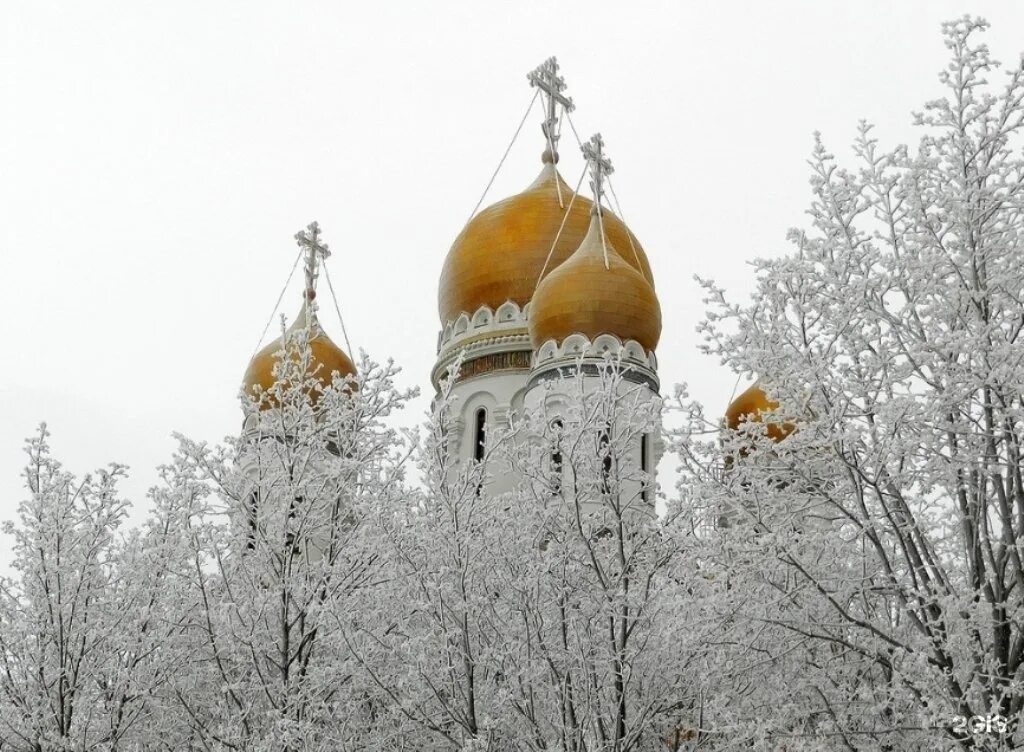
3 2 1023 530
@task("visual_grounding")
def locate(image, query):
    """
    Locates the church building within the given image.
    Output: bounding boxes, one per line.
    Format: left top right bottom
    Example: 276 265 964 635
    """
238 58 675 507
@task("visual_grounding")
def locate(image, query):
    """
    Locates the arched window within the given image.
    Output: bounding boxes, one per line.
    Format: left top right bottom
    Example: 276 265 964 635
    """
474 407 487 462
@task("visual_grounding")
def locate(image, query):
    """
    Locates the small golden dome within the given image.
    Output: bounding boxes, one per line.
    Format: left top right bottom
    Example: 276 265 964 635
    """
528 214 661 352
438 163 653 326
724 382 792 442
242 302 355 405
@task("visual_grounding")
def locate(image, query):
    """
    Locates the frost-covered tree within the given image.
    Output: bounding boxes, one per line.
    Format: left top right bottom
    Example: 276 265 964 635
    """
347 358 700 752
0 426 186 751
681 16 1024 750
153 331 416 751
493 360 693 752
342 361 511 750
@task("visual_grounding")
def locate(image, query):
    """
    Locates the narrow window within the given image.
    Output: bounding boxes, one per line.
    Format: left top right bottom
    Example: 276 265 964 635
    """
246 489 258 551
599 425 612 494
640 433 651 503
473 408 487 497
551 419 563 495
474 408 487 462
286 494 302 556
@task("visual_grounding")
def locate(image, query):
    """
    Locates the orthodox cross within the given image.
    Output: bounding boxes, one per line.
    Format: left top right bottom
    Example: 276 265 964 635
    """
295 221 331 300
582 133 613 213
527 57 575 161
294 221 331 331
582 134 614 268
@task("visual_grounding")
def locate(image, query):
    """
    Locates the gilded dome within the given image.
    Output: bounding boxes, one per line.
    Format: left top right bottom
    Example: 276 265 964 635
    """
242 301 355 405
528 214 661 352
724 382 792 442
438 162 653 326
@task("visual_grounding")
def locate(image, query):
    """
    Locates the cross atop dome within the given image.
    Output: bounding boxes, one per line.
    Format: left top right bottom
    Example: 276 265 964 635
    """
527 57 575 163
295 221 331 303
582 133 613 214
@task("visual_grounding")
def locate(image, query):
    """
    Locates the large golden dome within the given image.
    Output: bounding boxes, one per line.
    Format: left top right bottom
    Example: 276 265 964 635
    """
724 382 792 442
242 300 355 405
438 161 653 326
528 214 661 352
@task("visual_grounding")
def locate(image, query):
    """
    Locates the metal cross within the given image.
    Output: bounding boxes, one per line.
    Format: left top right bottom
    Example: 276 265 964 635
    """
294 221 331 299
582 133 614 212
527 57 575 159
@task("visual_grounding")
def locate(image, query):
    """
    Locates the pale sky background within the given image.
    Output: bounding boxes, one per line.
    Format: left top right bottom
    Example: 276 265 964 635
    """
3 2 1023 534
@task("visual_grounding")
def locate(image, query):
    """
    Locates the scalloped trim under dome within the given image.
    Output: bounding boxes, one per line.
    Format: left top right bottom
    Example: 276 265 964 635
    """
532 332 658 370
438 300 531 355
432 300 535 388
528 332 660 393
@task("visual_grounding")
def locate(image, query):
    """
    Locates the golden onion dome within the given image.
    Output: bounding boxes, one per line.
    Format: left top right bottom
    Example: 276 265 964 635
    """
724 382 792 442
528 213 661 352
242 299 355 406
438 161 653 326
